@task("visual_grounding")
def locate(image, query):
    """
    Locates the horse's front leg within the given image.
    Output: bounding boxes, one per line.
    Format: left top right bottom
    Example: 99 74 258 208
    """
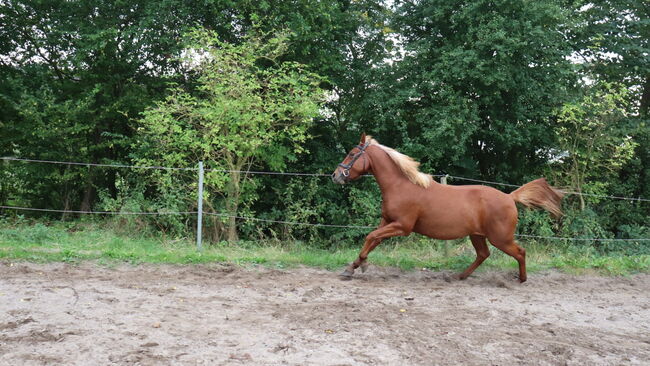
357 219 387 273
340 221 410 279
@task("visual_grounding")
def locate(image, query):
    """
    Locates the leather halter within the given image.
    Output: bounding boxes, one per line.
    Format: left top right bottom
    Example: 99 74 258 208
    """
338 141 370 178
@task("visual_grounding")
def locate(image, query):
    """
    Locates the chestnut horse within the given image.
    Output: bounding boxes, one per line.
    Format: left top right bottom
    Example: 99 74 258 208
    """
332 133 563 283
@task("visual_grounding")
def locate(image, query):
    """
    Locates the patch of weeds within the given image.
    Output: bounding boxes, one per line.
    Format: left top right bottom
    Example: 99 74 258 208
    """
237 256 268 265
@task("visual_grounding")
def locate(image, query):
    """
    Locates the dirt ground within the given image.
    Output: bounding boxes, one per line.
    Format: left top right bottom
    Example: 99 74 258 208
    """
1 262 649 366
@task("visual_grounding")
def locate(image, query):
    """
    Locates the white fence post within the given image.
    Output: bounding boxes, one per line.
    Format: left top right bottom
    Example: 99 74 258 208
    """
197 161 204 250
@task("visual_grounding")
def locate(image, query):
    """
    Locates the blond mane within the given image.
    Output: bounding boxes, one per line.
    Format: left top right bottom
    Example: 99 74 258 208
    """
365 136 432 188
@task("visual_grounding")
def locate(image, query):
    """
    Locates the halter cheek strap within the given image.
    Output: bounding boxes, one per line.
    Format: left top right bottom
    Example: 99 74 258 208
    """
338 141 370 178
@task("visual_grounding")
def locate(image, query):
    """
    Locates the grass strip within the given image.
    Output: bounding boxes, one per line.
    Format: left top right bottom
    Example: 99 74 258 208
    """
1 222 648 275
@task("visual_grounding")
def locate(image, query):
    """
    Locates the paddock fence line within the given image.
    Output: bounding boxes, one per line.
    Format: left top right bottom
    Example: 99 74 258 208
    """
445 175 650 202
3 156 648 202
0 206 197 215
2 157 649 248
2 205 649 243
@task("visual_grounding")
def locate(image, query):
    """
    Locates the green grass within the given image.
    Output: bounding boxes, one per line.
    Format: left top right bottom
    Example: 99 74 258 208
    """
0 221 648 275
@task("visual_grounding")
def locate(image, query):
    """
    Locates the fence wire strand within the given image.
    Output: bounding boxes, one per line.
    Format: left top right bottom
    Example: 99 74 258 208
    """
1 157 195 171
0 206 197 215
1 205 649 242
2 156 647 202
203 212 375 229
446 175 650 202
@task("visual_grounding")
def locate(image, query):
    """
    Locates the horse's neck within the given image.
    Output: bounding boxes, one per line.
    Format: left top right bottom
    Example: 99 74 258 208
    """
368 146 414 195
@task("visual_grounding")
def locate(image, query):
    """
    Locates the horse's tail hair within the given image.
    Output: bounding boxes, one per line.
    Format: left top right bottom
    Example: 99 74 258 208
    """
510 178 564 218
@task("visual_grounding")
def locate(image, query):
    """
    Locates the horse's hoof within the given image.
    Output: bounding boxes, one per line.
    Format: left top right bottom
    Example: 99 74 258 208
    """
339 270 353 280
513 274 527 283
360 262 369 273
441 273 452 282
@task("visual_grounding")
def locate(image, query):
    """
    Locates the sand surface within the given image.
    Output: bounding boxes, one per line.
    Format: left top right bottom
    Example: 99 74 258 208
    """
1 262 649 365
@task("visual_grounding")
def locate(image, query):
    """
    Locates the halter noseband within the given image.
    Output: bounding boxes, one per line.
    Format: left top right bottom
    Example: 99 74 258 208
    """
338 141 370 178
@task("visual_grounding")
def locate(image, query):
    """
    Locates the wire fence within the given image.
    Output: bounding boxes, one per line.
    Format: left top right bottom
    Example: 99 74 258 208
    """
3 156 648 201
0 205 197 216
2 205 649 242
1 156 649 245
446 175 650 202
0 157 195 171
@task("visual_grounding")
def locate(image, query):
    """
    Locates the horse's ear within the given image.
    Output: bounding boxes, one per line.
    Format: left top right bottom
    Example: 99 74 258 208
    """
360 132 366 144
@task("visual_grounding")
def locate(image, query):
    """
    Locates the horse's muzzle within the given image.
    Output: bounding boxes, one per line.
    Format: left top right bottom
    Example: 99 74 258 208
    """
331 171 347 184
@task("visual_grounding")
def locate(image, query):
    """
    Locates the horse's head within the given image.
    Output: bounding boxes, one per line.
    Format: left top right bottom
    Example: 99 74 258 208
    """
332 133 371 184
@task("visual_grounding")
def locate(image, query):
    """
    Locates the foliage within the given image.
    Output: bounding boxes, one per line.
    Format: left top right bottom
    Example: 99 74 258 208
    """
135 29 325 242
0 0 648 247
389 0 576 182
569 0 650 117
553 82 638 209
0 0 245 212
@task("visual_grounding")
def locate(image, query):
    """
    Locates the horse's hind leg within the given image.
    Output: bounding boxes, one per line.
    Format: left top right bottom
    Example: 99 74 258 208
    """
490 239 527 283
458 235 490 280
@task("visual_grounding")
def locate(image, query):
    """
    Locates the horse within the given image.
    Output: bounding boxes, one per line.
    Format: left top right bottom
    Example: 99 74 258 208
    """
331 133 563 283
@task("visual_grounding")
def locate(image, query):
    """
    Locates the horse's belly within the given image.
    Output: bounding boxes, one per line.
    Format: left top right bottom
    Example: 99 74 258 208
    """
413 213 483 240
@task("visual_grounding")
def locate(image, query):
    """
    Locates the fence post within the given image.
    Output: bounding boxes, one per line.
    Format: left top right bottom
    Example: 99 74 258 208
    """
197 161 204 250
441 174 449 257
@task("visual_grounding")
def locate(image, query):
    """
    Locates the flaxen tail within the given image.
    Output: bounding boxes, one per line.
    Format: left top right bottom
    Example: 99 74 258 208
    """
510 178 564 218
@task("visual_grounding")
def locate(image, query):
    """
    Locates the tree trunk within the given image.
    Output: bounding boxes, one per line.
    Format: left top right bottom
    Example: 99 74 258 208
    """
61 191 71 221
61 163 72 221
225 174 240 243
571 156 585 210
80 184 95 213
640 75 649 118
79 169 95 214
224 153 242 243
578 186 585 211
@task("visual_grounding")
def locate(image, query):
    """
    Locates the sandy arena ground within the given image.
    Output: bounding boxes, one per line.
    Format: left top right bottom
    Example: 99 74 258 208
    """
1 261 649 365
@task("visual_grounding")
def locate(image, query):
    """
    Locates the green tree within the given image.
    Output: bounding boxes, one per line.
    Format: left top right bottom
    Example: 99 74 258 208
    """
569 0 650 116
0 0 246 212
554 82 638 210
566 0 649 234
212 1 395 243
389 0 576 182
137 30 324 242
